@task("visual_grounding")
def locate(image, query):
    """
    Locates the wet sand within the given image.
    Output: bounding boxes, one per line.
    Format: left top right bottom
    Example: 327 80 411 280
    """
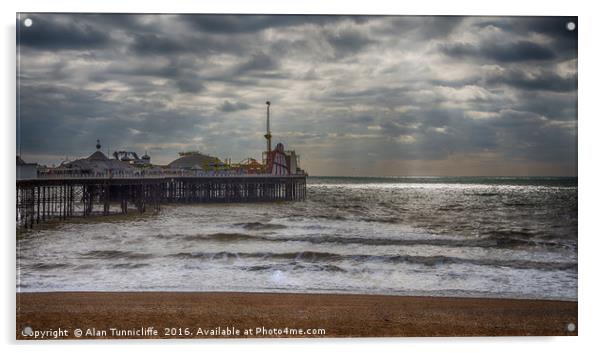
16 292 577 339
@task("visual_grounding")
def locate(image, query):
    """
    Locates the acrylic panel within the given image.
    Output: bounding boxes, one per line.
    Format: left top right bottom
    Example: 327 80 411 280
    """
16 13 577 339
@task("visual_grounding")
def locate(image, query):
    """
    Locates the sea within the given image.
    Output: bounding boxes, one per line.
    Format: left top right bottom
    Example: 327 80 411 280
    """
17 176 578 300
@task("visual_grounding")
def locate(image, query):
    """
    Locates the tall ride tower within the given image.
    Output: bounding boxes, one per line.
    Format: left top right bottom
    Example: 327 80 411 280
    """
264 101 272 153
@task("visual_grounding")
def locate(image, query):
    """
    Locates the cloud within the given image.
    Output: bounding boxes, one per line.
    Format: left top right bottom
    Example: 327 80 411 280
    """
219 100 251 112
235 53 280 74
440 40 556 62
475 16 577 56
16 14 577 175
19 14 110 50
326 27 375 56
183 14 370 34
485 68 576 92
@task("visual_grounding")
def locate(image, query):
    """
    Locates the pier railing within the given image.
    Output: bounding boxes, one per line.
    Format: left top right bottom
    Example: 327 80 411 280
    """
16 174 307 229
33 171 307 180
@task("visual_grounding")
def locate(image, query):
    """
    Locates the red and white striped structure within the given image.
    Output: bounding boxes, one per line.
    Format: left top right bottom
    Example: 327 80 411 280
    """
267 143 289 175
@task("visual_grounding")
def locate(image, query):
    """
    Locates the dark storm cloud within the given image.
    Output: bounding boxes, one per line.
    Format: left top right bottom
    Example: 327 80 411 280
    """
129 31 239 57
175 75 206 93
476 17 578 54
377 109 498 158
326 27 375 56
219 100 251 112
235 53 280 74
18 83 209 160
183 14 370 34
514 91 577 121
16 14 577 175
378 16 464 40
18 14 110 50
184 15 316 34
130 33 191 55
440 40 556 62
96 58 206 94
440 17 577 65
434 68 577 93
485 69 576 92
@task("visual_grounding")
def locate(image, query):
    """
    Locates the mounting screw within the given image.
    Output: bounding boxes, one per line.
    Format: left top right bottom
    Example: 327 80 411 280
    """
22 326 33 336
566 21 576 31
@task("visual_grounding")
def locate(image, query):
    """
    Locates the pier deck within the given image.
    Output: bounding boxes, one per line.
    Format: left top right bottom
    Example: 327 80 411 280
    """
16 175 306 229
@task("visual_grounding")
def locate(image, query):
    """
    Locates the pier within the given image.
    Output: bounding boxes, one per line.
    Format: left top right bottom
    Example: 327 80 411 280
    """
16 175 307 229
16 102 308 229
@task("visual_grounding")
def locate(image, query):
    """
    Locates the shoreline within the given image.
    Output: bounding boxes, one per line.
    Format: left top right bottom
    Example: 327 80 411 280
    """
16 289 578 303
17 291 578 339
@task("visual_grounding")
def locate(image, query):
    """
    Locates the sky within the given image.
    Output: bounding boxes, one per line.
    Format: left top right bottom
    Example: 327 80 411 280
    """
16 14 577 176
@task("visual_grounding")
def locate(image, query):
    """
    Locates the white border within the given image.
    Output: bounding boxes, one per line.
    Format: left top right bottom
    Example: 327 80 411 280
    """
2 1 600 352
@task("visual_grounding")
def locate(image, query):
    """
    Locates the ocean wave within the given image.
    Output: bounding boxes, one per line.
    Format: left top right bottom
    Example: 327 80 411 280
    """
473 193 499 197
234 222 288 231
183 232 258 241
173 251 242 261
169 251 576 271
26 262 71 270
437 204 464 211
79 250 153 260
169 230 572 250
112 263 150 269
486 231 572 249
313 214 347 221
358 217 399 223
502 202 535 207
244 263 346 272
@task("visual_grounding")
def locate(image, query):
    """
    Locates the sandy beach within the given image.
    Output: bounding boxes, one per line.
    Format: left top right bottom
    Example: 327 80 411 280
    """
16 292 577 339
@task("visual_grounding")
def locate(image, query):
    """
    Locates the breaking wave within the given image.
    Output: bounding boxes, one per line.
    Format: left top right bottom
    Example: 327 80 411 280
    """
170 251 576 271
169 231 572 250
234 222 288 231
79 250 153 260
